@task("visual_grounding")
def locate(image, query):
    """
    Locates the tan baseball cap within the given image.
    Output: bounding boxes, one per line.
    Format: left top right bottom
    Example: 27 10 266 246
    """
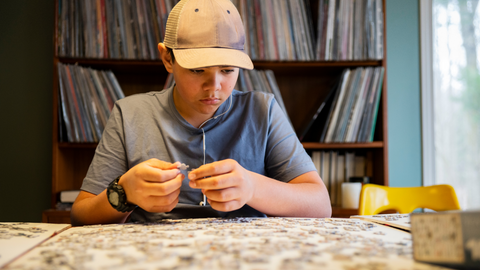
163 0 254 70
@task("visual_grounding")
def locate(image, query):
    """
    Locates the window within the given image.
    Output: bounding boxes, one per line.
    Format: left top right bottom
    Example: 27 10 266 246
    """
421 0 480 209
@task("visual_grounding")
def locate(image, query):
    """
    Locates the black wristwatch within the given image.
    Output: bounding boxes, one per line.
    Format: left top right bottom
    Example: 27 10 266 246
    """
107 176 137 213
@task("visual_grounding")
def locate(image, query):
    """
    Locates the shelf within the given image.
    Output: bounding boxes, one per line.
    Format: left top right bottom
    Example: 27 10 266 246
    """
253 60 383 69
331 207 358 218
58 57 162 66
57 57 383 75
331 207 398 218
302 142 384 150
42 209 71 224
57 57 165 75
58 142 98 149
58 57 382 66
58 141 384 150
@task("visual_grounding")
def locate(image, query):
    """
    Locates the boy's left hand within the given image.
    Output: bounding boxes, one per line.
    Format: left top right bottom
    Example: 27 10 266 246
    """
188 159 255 212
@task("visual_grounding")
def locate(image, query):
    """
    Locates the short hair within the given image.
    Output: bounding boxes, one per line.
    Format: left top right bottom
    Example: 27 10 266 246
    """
166 47 175 63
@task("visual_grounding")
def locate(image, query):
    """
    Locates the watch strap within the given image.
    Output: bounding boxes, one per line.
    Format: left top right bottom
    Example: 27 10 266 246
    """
107 176 137 213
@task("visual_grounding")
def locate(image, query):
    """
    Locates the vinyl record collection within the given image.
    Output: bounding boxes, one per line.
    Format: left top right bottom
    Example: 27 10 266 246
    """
311 151 368 206
299 66 384 143
57 0 384 62
55 0 385 144
322 66 384 143
57 63 125 143
56 0 179 59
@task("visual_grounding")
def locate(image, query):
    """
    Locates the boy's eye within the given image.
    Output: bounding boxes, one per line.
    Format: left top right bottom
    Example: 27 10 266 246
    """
190 69 203 74
223 69 235 74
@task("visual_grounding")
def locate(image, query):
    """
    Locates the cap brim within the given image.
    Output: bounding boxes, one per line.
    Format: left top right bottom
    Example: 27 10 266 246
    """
173 47 254 70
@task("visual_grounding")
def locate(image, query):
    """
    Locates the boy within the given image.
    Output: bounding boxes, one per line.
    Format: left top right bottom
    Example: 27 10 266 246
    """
71 0 331 225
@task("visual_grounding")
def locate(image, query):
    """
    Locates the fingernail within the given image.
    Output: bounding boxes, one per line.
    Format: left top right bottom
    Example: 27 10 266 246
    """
190 181 196 187
189 173 196 179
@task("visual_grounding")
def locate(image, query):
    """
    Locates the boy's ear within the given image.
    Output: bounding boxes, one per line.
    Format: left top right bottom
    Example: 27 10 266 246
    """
158 43 174 73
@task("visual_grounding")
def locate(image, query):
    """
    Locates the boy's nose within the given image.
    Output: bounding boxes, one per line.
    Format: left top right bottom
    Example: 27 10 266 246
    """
203 72 222 91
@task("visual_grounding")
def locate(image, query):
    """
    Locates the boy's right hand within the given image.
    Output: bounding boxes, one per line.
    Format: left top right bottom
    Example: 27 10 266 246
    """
117 158 184 213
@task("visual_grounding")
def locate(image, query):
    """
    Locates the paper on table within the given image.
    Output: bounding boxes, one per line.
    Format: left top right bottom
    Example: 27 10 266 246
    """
0 222 71 268
351 214 411 231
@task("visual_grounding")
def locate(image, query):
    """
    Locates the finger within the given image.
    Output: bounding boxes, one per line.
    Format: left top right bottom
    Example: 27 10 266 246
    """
149 188 181 206
208 199 242 212
188 160 235 180
189 173 235 189
132 178 181 211
143 167 181 183
143 194 180 213
203 187 239 203
146 174 184 196
145 158 180 170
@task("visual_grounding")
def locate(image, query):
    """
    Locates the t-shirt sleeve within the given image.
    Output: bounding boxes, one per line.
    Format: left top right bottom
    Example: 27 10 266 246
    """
80 103 129 195
265 97 317 182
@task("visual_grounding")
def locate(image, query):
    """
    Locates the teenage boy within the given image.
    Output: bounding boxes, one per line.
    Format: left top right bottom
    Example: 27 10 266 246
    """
71 0 331 225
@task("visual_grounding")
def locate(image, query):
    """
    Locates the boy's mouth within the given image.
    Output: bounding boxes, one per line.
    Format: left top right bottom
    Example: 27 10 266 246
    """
200 98 220 105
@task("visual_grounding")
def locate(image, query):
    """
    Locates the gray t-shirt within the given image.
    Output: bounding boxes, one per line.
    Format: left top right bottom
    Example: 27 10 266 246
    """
81 86 316 221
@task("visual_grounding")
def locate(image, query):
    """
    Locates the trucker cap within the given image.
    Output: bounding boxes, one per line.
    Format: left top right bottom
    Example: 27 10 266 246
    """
163 0 254 70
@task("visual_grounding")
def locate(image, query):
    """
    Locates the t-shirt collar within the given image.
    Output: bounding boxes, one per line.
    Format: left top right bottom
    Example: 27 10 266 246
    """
167 85 231 132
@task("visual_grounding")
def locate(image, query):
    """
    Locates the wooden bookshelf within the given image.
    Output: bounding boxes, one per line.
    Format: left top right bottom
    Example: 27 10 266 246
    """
42 209 71 224
45 0 388 222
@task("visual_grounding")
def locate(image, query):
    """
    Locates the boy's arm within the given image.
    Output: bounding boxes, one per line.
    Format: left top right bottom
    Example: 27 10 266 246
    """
71 190 130 226
71 159 184 226
248 170 332 218
188 159 332 218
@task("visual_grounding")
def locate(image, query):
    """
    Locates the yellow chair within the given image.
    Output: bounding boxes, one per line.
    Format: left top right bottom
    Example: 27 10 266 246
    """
358 184 461 215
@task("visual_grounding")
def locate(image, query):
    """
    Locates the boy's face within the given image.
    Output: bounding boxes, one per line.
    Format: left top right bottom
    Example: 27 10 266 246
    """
159 43 239 127
172 63 239 126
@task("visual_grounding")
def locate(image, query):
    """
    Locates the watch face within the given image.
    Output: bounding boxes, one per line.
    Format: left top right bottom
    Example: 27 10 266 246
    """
108 191 119 207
